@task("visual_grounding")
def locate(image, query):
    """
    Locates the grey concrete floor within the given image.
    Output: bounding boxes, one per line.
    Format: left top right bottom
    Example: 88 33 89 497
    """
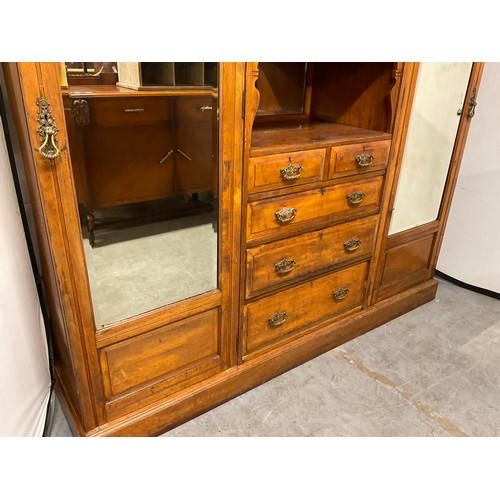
47 277 500 437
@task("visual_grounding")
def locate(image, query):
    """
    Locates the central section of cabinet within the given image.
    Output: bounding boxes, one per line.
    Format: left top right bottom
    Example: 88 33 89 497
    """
239 62 398 361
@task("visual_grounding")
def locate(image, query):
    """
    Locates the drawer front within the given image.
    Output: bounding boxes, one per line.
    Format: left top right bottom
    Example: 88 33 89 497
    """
85 96 171 127
100 308 220 399
248 148 326 194
174 95 216 122
247 175 384 241
244 261 369 356
329 140 390 178
246 215 378 297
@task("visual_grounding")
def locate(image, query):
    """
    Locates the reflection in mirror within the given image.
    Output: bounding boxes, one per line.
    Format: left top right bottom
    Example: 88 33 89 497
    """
389 62 473 234
62 62 219 328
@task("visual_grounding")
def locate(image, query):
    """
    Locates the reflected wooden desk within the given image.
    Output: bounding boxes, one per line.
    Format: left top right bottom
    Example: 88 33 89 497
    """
63 85 218 246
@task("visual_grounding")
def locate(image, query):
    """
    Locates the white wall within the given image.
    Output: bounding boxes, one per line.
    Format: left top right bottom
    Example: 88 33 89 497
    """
0 113 51 436
437 62 500 293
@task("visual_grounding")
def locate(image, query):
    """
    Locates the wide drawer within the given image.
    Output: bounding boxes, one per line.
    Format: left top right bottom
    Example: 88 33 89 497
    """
84 96 171 127
248 148 326 194
246 175 384 242
329 139 390 178
244 261 369 356
99 308 220 400
246 215 378 298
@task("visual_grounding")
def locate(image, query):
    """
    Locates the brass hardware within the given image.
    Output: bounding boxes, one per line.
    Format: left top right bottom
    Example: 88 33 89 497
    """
355 152 374 167
36 98 60 160
280 161 303 181
124 108 144 113
333 287 349 302
268 311 287 327
275 207 297 223
344 239 361 253
177 149 192 161
159 150 174 164
199 106 213 112
347 192 365 205
274 257 296 275
467 88 478 118
457 88 478 118
72 99 90 127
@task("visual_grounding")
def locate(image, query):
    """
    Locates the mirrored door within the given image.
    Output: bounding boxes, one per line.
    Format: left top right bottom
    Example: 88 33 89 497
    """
389 62 473 234
62 62 220 327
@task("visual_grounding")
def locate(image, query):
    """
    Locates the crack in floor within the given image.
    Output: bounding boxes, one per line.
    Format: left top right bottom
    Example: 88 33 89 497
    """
336 347 468 437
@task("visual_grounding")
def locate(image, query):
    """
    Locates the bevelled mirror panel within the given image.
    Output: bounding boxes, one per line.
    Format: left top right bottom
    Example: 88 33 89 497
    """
62 62 219 327
389 62 472 234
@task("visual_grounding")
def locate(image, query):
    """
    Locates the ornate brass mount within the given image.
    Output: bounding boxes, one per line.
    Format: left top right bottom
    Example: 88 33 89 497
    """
457 88 478 119
36 97 60 160
274 257 296 275
344 239 361 253
73 99 90 127
347 192 365 206
333 287 349 302
268 311 287 327
355 152 374 167
275 207 297 223
280 160 303 180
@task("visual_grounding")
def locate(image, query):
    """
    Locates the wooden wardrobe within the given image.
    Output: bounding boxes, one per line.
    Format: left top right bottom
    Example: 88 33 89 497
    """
1 61 483 436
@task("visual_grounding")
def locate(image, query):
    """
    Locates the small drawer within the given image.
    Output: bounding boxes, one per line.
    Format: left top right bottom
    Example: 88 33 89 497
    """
175 95 216 122
329 140 390 178
244 261 369 356
99 308 220 400
246 175 384 242
85 96 171 127
246 215 378 298
248 149 325 194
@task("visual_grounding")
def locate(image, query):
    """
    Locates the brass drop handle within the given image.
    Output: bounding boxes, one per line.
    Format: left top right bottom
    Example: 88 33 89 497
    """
268 311 287 327
333 287 349 302
280 160 303 181
355 152 374 167
275 207 297 223
344 239 361 253
347 192 365 206
36 98 61 160
274 257 296 275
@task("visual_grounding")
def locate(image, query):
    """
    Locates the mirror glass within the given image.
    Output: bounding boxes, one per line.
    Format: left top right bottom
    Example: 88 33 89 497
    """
389 62 473 234
62 62 219 328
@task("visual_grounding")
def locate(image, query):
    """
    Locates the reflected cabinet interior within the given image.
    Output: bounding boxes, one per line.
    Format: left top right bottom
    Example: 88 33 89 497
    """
2 61 483 436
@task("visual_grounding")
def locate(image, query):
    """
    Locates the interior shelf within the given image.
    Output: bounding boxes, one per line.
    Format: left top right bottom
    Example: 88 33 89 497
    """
250 121 391 156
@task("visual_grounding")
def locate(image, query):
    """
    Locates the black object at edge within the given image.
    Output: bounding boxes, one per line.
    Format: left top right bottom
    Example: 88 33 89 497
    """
435 270 499 301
